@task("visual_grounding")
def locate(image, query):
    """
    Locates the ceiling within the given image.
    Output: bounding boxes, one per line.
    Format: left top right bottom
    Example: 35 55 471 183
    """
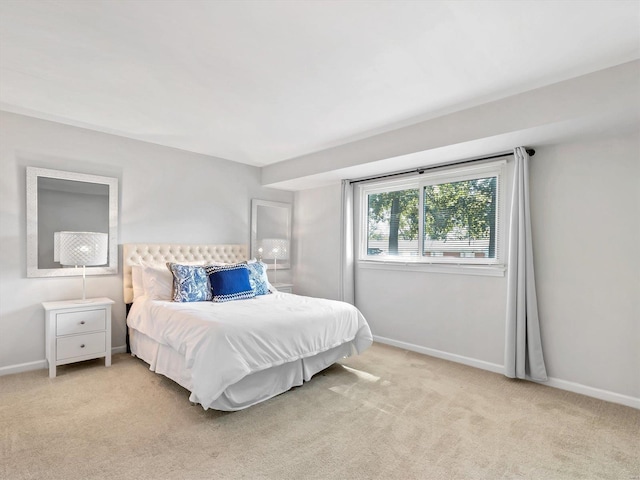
1 0 638 167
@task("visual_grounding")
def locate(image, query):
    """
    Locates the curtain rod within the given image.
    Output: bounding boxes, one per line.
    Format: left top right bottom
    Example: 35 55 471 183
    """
349 148 535 185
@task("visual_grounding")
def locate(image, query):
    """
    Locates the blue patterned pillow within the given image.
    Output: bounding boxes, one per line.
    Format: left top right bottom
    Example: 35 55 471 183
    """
205 264 255 303
167 263 211 302
246 261 271 296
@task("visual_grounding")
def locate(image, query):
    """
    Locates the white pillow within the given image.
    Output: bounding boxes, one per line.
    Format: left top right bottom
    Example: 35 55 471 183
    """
132 266 144 301
140 261 218 301
141 264 173 301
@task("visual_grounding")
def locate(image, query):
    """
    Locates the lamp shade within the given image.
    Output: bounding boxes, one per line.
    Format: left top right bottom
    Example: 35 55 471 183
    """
58 231 108 267
260 238 289 260
53 231 61 262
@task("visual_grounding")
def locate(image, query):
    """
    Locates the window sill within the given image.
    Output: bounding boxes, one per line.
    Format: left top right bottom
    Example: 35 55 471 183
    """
357 260 506 277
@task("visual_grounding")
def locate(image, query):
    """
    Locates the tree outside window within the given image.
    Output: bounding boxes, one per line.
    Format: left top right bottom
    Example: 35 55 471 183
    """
365 172 500 262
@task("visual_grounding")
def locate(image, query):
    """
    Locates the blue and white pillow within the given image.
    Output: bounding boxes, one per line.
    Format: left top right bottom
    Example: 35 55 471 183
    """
167 263 211 302
246 261 271 296
205 264 255 303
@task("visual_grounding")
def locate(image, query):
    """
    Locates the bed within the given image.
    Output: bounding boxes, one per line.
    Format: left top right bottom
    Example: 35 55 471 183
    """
123 243 373 411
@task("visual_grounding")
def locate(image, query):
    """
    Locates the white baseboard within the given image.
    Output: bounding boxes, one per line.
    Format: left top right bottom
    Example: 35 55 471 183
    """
373 335 504 374
0 359 48 377
0 345 129 377
373 335 639 410
532 377 640 410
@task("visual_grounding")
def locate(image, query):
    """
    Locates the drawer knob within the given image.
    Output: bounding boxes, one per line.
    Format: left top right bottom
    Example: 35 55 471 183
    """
80 344 85 348
80 321 85 325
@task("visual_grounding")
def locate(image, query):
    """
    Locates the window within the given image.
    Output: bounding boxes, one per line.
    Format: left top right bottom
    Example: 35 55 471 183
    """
360 162 504 265
366 186 419 258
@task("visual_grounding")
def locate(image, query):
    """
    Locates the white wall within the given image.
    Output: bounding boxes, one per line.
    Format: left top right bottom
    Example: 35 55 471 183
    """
529 131 639 399
0 111 292 371
293 130 640 403
293 183 342 300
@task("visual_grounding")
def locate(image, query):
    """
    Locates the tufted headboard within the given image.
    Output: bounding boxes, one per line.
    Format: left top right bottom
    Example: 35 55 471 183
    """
122 243 248 304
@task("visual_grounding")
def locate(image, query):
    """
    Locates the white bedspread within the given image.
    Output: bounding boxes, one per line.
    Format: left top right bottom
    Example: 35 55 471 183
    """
127 292 373 409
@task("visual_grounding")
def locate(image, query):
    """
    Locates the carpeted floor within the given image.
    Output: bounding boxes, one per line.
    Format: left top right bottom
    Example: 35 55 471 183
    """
1 343 638 480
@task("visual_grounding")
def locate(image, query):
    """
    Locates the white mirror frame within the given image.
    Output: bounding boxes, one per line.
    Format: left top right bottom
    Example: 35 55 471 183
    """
26 167 119 278
251 199 292 270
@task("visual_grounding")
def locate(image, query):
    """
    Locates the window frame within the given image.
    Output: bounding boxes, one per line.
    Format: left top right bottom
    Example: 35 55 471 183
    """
358 161 507 269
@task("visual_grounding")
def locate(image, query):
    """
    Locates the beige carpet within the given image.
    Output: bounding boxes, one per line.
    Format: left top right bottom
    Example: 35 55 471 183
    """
1 343 638 480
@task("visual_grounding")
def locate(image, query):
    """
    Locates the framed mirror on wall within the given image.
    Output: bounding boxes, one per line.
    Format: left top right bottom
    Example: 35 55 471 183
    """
251 199 292 271
26 167 119 278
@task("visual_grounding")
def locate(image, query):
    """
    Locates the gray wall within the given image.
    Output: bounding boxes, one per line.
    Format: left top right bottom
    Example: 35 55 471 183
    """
0 111 293 370
293 130 640 402
293 183 342 301
529 133 639 398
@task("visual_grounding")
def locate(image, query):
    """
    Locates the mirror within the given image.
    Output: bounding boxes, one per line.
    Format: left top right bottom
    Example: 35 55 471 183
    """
26 167 118 277
251 199 292 270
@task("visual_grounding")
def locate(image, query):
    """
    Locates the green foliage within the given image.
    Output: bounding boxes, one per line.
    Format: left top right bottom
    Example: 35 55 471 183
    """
423 177 496 243
368 189 419 241
367 176 497 251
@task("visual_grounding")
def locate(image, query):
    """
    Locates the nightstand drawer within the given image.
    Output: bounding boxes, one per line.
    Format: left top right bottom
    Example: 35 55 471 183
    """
56 332 106 360
56 309 106 336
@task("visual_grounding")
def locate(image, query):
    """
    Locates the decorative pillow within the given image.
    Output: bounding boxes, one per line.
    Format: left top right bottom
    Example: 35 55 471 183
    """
245 261 271 296
205 264 255 303
141 264 174 300
167 263 212 302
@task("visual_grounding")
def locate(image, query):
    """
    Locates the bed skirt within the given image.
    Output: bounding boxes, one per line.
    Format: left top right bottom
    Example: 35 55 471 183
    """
129 327 353 411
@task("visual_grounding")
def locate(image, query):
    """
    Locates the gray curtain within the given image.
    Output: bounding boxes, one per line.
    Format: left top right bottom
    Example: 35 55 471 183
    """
340 179 355 304
505 147 548 381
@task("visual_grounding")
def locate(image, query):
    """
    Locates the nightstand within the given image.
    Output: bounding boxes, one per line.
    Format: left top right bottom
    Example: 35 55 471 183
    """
272 283 293 294
43 297 114 378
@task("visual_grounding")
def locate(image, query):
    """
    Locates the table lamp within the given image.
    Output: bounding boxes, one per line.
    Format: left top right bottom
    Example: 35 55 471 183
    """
58 231 108 302
260 238 289 284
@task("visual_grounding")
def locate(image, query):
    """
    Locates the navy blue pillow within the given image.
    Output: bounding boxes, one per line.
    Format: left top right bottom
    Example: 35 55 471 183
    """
205 264 255 303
